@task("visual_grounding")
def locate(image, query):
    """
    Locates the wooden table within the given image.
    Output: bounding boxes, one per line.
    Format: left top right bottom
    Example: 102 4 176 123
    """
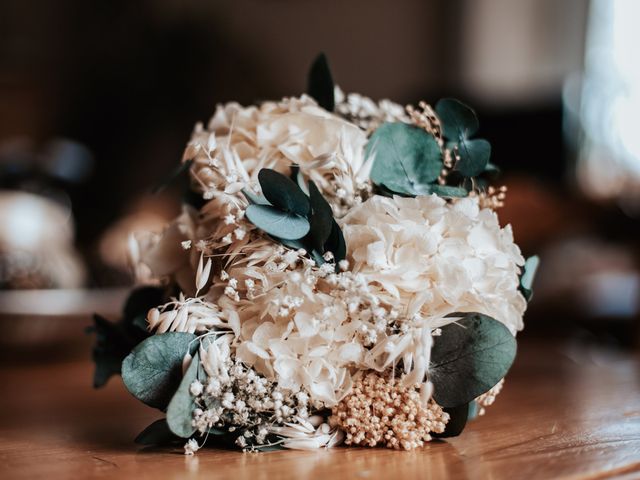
1 338 639 480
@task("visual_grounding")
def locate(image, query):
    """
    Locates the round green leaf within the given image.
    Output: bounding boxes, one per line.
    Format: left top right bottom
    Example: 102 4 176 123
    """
167 351 200 438
246 204 310 240
258 169 310 216
457 138 491 177
121 332 197 410
430 312 516 408
242 188 269 206
368 122 443 193
435 98 479 140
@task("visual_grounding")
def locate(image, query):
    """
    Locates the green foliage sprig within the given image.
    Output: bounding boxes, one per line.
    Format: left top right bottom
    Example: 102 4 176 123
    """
244 168 346 267
435 98 492 178
368 98 497 199
87 286 165 388
429 312 516 408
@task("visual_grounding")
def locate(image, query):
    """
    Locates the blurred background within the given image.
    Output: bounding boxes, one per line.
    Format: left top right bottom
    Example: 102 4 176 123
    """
1 0 639 355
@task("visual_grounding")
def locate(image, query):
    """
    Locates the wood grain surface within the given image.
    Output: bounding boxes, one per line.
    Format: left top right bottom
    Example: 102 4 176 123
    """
1 339 639 480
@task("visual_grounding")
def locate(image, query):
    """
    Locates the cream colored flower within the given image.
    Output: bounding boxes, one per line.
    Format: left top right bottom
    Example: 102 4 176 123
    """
341 194 527 334
184 95 371 217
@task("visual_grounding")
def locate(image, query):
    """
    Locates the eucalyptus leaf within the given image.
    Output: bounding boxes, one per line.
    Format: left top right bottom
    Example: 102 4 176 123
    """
457 138 491 177
131 314 149 333
134 419 180 446
484 162 500 174
368 122 443 195
275 237 306 250
413 183 469 198
430 312 516 408
307 53 335 111
258 169 310 216
167 351 200 438
242 188 269 206
468 401 479 420
519 255 540 302
432 403 471 438
289 165 310 195
245 204 310 240
435 98 479 140
121 332 197 410
310 249 326 267
297 170 310 195
87 314 131 388
324 219 346 265
208 427 227 436
307 180 334 252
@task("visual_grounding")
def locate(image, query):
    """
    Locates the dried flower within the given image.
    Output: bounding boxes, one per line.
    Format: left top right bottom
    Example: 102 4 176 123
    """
342 194 527 334
330 372 449 450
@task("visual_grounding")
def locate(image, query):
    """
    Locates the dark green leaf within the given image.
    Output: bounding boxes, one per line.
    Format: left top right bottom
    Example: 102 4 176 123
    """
123 286 164 324
242 187 269 206
468 401 479 420
519 255 540 302
167 351 200 438
121 332 197 410
368 122 443 195
432 403 472 438
276 237 306 250
87 314 134 388
310 249 326 267
134 419 180 446
245 204 310 240
435 98 479 140
307 53 335 111
307 180 334 252
484 162 500 174
412 183 469 197
121 287 162 342
131 314 149 333
457 138 491 177
430 312 516 408
208 427 227 435
296 169 309 195
89 289 164 388
258 169 310 216
152 159 193 194
324 219 346 265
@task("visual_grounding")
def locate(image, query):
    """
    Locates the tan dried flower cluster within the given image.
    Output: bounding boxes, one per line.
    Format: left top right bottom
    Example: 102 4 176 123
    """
406 101 443 144
334 86 409 134
470 185 508 210
330 372 449 451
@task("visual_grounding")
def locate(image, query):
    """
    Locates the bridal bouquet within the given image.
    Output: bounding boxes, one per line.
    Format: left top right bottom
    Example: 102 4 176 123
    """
90 55 538 453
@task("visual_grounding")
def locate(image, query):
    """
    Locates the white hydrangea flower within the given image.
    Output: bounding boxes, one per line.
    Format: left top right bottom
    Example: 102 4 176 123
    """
184 95 371 216
341 194 527 334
